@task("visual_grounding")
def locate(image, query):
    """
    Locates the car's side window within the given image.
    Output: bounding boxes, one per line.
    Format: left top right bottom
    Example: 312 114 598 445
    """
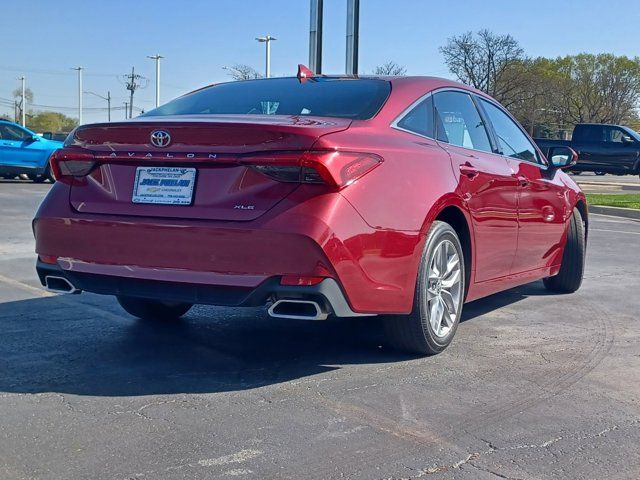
433 91 493 153
0 124 30 141
396 96 435 138
604 127 629 143
479 99 541 164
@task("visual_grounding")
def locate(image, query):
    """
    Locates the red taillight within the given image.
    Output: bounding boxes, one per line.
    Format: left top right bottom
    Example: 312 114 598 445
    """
280 275 326 286
38 254 58 265
49 148 96 181
242 150 382 188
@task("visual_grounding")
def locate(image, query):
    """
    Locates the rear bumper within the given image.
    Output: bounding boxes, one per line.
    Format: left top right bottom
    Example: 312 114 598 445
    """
36 260 368 317
34 183 424 314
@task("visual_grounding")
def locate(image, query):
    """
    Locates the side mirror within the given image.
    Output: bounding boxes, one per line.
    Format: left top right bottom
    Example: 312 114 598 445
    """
25 135 39 143
622 135 634 145
548 146 577 169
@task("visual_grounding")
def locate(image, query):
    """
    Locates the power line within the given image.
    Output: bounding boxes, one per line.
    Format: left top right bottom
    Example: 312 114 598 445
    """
0 65 118 77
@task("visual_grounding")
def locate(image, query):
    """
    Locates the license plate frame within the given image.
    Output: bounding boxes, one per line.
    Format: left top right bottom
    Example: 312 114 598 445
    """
132 166 197 205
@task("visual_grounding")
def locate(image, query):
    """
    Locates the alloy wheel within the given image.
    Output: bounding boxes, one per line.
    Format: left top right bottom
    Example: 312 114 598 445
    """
426 239 462 338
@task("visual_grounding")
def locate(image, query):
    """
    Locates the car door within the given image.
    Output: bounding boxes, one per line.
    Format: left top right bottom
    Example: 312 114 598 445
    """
570 124 603 170
598 126 639 172
478 98 567 275
433 90 519 282
0 123 42 168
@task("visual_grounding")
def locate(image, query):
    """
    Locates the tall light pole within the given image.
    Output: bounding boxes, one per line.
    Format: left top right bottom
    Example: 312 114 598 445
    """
19 76 26 127
309 0 323 74
255 35 277 78
85 90 111 122
72 67 83 125
147 54 163 107
345 0 360 75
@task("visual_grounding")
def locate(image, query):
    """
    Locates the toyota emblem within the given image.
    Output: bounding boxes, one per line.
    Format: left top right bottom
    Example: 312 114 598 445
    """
150 130 171 148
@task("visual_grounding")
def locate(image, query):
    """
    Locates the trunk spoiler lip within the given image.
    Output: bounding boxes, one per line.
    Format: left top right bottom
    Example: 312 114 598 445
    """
74 114 353 129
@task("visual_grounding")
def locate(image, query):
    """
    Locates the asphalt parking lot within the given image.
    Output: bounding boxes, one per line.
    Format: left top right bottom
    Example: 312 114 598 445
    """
1 180 639 480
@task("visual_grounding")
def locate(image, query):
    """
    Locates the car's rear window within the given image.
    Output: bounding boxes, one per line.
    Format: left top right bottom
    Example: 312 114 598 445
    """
143 77 391 120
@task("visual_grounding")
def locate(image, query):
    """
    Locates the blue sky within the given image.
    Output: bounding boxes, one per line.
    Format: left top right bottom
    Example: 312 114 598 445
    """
2 0 639 124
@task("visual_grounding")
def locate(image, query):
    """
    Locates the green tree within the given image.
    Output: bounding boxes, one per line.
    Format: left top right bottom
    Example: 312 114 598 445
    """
553 53 640 125
28 111 78 133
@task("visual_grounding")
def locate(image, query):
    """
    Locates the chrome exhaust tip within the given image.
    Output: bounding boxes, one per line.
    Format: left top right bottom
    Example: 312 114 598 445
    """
268 299 328 321
44 275 80 294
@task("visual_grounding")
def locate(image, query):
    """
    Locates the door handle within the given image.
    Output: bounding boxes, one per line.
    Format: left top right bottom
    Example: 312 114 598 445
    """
517 175 531 187
459 163 479 179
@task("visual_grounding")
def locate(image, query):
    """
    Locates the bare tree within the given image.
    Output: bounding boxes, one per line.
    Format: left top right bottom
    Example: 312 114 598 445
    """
373 61 407 76
223 64 263 81
440 30 525 107
12 87 34 122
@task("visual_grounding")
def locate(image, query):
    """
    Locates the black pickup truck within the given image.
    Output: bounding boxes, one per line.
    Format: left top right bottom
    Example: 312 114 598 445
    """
535 123 640 176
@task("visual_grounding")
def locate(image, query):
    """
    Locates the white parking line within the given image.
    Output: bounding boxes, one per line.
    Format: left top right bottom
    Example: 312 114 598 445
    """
0 273 54 297
591 228 640 236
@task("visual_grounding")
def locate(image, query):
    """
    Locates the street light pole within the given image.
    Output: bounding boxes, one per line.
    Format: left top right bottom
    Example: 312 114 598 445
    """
84 90 112 122
72 67 83 125
19 76 26 127
147 54 163 107
255 35 277 78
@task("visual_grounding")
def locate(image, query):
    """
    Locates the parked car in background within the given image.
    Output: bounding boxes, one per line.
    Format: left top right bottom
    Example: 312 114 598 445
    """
535 123 640 177
0 120 63 182
34 75 587 356
40 131 71 142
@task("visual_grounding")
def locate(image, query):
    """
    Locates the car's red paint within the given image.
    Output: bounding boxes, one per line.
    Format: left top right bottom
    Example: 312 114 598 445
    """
33 76 586 314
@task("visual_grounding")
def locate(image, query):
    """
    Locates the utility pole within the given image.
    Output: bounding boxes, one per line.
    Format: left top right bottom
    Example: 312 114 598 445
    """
309 0 323 74
85 90 111 122
107 91 111 122
19 76 26 126
255 35 277 78
123 67 146 118
147 54 163 107
72 67 83 124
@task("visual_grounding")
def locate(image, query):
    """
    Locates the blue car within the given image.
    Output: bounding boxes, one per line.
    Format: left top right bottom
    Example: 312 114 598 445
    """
0 120 64 182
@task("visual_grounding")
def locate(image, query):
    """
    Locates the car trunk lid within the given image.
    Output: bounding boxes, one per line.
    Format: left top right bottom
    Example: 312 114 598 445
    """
68 115 351 221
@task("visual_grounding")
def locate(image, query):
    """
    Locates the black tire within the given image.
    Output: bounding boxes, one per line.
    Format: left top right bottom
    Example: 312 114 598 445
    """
595 171 606 176
117 296 192 321
543 208 586 293
383 221 465 355
31 166 54 183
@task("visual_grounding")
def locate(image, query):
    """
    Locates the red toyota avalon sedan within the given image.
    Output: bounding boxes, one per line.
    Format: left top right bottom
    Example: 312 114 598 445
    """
33 74 587 355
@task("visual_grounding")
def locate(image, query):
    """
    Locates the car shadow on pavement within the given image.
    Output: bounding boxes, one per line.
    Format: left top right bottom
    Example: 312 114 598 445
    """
0 282 544 397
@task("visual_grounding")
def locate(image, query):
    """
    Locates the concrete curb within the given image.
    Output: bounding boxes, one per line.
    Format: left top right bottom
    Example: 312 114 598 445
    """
577 181 640 188
577 182 640 193
589 205 640 220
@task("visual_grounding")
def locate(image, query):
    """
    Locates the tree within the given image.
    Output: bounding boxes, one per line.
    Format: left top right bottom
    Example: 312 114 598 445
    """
223 64 263 81
553 53 640 125
28 111 78 133
373 61 407 76
440 30 525 107
12 87 34 122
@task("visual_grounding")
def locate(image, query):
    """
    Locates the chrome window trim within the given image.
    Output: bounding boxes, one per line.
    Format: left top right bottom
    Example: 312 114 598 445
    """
390 86 550 171
429 87 496 155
